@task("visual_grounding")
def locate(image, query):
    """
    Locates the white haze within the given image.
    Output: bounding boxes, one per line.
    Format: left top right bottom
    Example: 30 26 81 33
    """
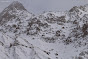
0 0 88 14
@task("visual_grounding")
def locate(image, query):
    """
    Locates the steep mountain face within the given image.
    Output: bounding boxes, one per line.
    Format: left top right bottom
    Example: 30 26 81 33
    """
0 1 88 59
0 1 32 25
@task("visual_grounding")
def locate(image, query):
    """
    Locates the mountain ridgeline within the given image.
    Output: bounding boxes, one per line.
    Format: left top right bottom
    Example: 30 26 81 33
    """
0 1 28 25
0 1 88 59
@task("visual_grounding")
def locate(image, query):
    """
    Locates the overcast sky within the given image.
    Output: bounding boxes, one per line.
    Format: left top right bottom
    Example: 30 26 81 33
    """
0 0 88 14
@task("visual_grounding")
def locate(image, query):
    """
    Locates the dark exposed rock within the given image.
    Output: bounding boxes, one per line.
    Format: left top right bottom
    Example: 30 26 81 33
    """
82 24 88 37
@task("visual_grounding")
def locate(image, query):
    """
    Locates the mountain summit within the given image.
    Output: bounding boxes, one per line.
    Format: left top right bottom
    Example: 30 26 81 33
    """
7 1 27 11
0 1 32 25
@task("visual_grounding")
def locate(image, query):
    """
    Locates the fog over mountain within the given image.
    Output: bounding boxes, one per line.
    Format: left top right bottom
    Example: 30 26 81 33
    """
0 0 88 14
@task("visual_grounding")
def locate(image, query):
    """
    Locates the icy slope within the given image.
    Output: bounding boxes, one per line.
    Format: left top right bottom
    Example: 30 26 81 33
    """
0 1 88 59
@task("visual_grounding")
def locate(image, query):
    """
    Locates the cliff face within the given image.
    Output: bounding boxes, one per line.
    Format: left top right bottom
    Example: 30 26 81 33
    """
0 1 88 59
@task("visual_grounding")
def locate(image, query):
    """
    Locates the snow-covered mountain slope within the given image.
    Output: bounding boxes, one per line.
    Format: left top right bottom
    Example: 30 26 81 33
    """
0 1 88 59
0 1 33 25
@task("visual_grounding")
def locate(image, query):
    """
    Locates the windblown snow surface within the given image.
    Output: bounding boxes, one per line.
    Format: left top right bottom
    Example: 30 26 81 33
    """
0 1 88 59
